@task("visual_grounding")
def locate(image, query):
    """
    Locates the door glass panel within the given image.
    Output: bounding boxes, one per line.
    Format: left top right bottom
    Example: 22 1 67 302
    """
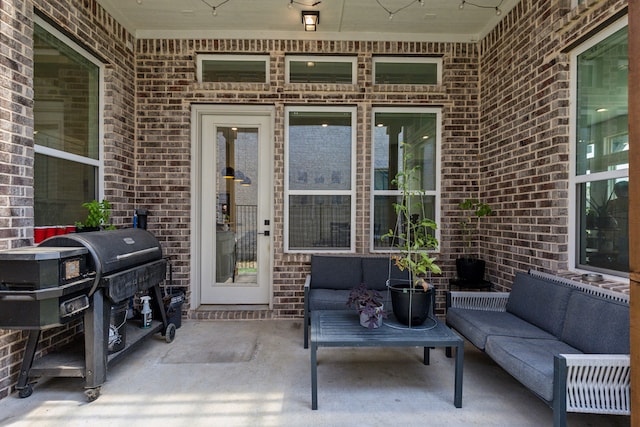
216 127 258 284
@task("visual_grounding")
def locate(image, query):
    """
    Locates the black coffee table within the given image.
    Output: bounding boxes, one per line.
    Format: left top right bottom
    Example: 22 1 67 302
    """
310 310 464 410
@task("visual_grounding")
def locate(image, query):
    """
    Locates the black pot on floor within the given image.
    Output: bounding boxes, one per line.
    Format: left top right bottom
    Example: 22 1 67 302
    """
455 257 486 281
389 283 433 327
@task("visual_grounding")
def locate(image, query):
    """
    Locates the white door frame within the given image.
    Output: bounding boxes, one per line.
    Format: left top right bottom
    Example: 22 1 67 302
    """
190 104 274 309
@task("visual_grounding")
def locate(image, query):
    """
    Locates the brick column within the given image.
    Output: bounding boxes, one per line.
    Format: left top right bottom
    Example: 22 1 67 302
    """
0 0 34 250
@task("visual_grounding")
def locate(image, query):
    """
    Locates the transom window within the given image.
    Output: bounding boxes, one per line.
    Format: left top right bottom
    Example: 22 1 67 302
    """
197 54 269 83
33 18 103 227
373 57 441 85
371 108 441 251
285 56 356 84
285 107 356 252
571 18 628 277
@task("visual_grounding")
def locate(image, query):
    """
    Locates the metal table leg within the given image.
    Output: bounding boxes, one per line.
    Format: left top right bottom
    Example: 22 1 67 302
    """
454 341 464 408
311 341 318 410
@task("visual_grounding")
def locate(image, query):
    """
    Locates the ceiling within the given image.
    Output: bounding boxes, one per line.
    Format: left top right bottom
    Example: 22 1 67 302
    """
96 0 518 42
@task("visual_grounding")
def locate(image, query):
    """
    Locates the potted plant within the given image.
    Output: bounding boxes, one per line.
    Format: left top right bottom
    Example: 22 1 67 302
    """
75 199 116 232
456 198 493 281
347 283 386 329
382 145 441 327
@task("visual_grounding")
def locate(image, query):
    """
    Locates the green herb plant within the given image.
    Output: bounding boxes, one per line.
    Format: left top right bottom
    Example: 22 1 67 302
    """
76 199 116 230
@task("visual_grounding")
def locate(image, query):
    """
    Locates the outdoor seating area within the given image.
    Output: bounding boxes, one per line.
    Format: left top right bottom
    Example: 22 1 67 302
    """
0 319 630 427
446 270 631 427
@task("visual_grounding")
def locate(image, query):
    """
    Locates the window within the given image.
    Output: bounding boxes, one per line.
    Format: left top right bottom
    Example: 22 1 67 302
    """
373 57 441 85
197 55 269 83
286 56 356 84
371 108 441 251
285 107 356 252
571 18 628 276
33 18 103 226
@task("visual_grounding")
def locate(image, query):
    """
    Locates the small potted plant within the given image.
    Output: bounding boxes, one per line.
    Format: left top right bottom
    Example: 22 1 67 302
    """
347 283 386 329
457 198 493 281
75 199 116 232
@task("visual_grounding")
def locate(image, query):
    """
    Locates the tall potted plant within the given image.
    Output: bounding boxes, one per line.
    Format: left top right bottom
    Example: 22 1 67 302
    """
383 146 441 327
457 198 492 281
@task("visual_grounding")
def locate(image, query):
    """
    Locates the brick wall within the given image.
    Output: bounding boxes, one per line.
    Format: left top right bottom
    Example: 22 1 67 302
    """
135 40 481 319
0 0 135 401
478 0 628 290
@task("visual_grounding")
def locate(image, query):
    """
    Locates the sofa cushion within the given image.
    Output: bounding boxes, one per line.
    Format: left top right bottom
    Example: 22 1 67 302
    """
310 255 362 290
485 336 583 402
309 289 391 311
561 291 630 354
505 272 573 337
361 257 410 291
308 289 352 311
446 308 556 350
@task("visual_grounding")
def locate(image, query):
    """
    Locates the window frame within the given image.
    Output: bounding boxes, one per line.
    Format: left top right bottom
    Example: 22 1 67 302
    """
370 107 442 253
33 17 105 212
284 105 357 253
373 56 442 85
568 16 628 279
285 55 357 84
197 54 270 83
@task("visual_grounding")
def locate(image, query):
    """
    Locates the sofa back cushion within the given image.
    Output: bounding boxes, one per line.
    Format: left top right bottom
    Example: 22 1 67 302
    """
310 255 362 290
361 257 410 291
561 291 629 354
506 272 573 337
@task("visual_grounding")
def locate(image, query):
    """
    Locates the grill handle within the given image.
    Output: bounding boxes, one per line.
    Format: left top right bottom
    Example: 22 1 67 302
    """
115 247 160 261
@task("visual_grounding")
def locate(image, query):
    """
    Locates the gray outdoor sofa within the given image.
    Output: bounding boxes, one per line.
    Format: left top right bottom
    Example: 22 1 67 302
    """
446 270 630 427
303 255 409 349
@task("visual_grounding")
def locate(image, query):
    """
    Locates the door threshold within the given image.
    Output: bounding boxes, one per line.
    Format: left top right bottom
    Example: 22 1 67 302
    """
197 304 270 311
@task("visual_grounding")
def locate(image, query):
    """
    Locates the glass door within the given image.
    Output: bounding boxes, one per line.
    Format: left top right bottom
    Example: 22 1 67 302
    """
200 113 271 304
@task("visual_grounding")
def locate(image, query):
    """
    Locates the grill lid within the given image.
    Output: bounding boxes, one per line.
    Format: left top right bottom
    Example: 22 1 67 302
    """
40 228 163 275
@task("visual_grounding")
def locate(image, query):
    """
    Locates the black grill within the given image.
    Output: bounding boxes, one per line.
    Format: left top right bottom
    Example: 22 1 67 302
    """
41 228 166 304
0 228 176 401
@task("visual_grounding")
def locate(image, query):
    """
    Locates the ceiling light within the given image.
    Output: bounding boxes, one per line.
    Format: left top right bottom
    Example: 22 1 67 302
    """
302 11 319 31
222 167 235 179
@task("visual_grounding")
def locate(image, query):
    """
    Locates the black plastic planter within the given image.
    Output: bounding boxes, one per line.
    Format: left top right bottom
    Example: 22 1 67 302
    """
389 283 433 327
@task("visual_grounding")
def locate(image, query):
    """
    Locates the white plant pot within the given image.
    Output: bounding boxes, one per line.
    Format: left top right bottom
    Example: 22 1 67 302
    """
359 304 384 328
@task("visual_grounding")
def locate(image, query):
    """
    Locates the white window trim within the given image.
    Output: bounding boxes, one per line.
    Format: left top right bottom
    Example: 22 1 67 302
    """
370 107 442 253
373 56 442 85
34 16 105 199
568 16 628 280
284 105 357 253
285 55 357 84
196 54 270 83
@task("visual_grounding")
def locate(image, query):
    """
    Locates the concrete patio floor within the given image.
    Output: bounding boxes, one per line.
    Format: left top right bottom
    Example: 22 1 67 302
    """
0 319 631 427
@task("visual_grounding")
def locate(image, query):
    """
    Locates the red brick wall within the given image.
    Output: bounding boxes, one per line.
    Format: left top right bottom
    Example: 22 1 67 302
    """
478 0 628 290
0 0 135 400
135 40 481 319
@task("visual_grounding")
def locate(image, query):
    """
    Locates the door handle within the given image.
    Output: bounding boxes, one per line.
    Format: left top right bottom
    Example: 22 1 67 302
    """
258 231 270 236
